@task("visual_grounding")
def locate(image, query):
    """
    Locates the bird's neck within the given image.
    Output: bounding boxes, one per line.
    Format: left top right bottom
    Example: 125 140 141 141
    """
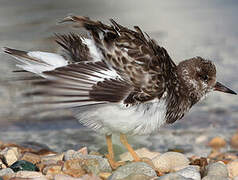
164 71 197 124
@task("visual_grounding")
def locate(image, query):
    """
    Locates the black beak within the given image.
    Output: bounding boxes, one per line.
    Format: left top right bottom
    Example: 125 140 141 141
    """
214 82 237 95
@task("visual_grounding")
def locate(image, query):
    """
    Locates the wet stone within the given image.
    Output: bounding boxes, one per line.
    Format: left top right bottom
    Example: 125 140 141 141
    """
10 160 39 172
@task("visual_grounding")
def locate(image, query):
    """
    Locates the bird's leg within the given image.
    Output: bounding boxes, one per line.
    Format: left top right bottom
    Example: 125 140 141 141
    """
105 134 124 169
120 133 141 162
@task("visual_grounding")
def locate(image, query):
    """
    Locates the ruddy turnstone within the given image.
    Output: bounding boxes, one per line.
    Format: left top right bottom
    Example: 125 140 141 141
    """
3 16 237 169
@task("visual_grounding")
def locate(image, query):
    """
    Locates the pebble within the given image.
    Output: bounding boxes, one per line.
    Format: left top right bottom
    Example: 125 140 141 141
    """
0 159 6 169
120 173 153 180
202 175 230 180
208 137 226 150
63 159 86 177
175 166 201 180
206 161 228 177
108 162 157 180
0 147 19 166
158 173 191 180
230 133 238 149
42 164 63 175
20 152 41 164
10 160 39 172
227 160 238 177
120 148 160 161
78 147 88 155
152 152 189 173
0 168 14 176
14 171 45 178
41 153 64 163
64 152 111 173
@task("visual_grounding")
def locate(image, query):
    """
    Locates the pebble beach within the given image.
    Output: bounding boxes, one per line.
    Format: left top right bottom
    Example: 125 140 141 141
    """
1 130 238 179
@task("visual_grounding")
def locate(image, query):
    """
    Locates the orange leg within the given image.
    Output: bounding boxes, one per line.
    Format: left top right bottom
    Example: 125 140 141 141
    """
120 133 141 161
105 134 124 169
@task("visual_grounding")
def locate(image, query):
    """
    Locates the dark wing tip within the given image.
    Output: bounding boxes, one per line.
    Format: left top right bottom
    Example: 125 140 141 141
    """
2 47 13 54
2 47 27 56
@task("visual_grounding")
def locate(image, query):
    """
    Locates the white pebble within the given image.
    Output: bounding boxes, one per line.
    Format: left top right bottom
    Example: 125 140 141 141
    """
152 152 189 173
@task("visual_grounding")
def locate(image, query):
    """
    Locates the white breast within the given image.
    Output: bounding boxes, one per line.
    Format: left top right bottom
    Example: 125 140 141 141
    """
74 99 167 135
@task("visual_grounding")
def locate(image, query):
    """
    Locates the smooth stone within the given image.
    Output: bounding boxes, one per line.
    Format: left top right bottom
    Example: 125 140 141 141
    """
10 160 39 172
0 168 14 176
227 160 238 177
109 162 157 180
158 173 192 180
120 148 160 161
14 171 45 178
202 175 230 180
206 161 228 177
64 158 104 176
152 152 189 173
121 173 153 180
20 152 41 165
230 133 238 149
175 166 201 180
208 137 226 150
64 152 111 172
0 147 19 166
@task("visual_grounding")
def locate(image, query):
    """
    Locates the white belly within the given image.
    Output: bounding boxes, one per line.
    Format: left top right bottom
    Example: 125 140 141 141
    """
73 99 167 135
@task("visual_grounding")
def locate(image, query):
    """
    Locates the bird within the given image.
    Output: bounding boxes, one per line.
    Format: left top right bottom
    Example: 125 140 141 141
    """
3 15 237 169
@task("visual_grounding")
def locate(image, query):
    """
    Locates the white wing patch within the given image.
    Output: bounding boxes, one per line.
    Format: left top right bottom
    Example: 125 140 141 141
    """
15 51 68 76
82 38 103 62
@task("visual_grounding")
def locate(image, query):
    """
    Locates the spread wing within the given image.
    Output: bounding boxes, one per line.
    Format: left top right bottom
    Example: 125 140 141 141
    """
60 16 176 103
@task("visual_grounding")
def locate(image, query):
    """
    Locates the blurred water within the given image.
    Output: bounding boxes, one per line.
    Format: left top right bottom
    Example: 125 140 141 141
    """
0 0 238 154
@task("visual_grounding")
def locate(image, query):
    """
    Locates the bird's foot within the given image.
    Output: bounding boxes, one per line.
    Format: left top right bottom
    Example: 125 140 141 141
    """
105 154 125 170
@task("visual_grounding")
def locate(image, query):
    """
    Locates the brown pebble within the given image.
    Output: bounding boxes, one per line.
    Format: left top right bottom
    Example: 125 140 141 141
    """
63 159 86 177
43 164 64 175
230 133 238 149
208 137 226 150
20 152 41 164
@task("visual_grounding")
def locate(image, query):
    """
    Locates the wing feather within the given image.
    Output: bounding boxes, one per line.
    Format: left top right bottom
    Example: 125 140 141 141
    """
61 15 176 104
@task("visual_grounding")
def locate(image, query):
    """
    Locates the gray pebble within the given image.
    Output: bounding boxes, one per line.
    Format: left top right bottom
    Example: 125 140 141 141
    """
0 168 14 176
176 166 201 180
64 150 111 172
206 161 228 177
158 173 193 180
202 175 230 180
109 162 157 180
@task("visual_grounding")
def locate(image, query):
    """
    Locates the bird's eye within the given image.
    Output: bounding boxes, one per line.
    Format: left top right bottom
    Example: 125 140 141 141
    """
199 74 209 82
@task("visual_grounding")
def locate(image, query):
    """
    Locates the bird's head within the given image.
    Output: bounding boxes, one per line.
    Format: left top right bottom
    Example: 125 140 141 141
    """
177 57 236 102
